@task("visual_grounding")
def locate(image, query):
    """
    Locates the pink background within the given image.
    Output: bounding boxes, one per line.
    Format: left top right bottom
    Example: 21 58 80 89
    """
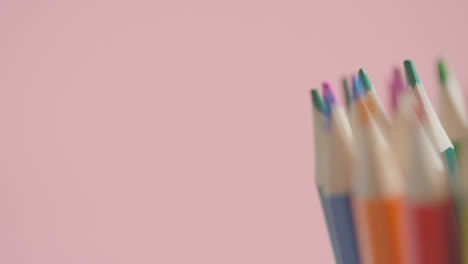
1 0 468 263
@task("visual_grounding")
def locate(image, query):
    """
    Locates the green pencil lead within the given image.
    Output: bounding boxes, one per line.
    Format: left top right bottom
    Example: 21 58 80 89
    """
438 58 448 85
358 69 372 92
404 60 421 87
311 89 326 114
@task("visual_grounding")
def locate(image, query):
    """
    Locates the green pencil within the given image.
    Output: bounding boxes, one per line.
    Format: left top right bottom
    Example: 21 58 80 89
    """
403 60 457 184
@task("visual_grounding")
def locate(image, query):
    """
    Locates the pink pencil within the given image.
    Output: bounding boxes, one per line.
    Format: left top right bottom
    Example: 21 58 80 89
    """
390 68 406 113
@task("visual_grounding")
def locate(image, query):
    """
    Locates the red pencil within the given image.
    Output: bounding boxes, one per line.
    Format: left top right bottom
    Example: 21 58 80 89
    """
406 117 460 264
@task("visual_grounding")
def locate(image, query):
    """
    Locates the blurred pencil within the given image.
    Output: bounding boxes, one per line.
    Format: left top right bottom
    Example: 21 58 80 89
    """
310 89 340 262
343 78 353 112
407 117 459 264
352 75 365 101
322 82 360 264
438 58 468 264
352 101 407 264
350 74 373 133
349 76 364 142
438 58 468 179
390 92 416 179
403 60 457 184
358 68 391 136
390 68 406 114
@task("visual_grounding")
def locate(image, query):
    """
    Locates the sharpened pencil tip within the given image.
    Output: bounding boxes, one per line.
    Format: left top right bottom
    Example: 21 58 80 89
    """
311 89 326 114
322 82 338 119
358 69 372 92
342 78 352 109
390 68 405 111
352 75 364 101
438 58 448 85
322 81 339 106
404 59 420 87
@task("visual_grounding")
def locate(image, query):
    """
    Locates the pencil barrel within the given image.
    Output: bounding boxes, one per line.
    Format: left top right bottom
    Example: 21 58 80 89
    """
318 187 341 263
353 197 407 264
326 194 360 264
460 201 468 264
407 200 460 264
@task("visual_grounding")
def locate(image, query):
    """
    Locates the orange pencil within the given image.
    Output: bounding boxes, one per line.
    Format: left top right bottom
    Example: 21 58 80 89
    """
358 68 391 136
350 71 389 142
352 101 408 264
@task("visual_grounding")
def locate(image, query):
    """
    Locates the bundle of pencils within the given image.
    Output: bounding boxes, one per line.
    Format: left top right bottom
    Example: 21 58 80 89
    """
311 59 468 264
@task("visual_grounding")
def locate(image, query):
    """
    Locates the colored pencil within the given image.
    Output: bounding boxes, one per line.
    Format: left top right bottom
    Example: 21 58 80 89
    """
406 118 459 264
352 101 407 264
358 68 391 136
322 82 360 264
390 92 416 179
309 58 468 264
352 75 365 101
349 75 363 143
390 68 406 113
343 78 353 112
403 60 457 184
438 59 468 264
349 74 374 135
460 156 468 264
310 89 340 263
438 58 468 177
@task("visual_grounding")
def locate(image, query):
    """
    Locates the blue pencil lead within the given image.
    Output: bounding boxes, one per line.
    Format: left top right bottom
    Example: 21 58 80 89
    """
352 75 364 101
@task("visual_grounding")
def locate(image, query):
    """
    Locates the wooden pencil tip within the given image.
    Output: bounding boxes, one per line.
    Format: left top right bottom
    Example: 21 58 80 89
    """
352 75 364 101
311 89 326 114
357 100 371 125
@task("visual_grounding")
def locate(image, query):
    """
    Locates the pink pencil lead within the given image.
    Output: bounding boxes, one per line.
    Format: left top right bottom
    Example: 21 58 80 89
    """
390 68 405 112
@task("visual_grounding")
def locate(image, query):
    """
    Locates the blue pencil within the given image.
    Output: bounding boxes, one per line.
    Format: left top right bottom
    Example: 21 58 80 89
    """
322 82 360 264
311 89 340 263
